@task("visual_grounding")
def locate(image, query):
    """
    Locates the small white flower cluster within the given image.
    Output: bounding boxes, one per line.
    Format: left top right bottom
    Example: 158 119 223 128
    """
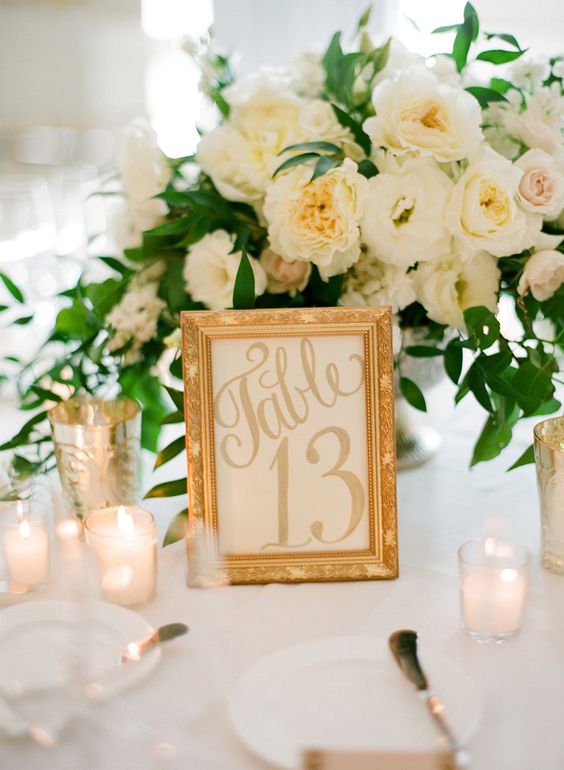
105 265 166 366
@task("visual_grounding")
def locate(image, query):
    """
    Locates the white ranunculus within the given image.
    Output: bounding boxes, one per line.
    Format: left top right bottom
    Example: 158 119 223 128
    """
516 149 564 219
197 76 350 205
414 250 501 330
445 149 542 258
361 157 453 267
259 248 311 296
263 158 368 280
113 120 171 250
505 88 564 155
518 250 564 301
184 230 267 311
364 68 483 163
339 248 416 313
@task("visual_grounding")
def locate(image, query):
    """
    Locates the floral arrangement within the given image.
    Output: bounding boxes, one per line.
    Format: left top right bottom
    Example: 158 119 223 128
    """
1 4 563 542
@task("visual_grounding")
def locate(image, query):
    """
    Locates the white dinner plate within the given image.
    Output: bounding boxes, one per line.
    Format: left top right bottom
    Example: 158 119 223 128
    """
228 636 481 770
0 600 160 736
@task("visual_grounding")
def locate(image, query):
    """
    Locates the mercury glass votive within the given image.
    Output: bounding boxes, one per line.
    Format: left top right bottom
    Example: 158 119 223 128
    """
0 500 50 593
49 396 141 519
84 505 157 607
534 416 564 574
459 537 529 643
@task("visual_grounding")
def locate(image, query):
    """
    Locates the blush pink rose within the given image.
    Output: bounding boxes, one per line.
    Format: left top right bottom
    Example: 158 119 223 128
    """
260 248 311 296
518 249 564 301
516 149 564 219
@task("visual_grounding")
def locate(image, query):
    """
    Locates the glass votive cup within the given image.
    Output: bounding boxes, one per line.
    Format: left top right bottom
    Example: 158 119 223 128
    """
84 505 157 608
458 537 530 643
0 500 51 593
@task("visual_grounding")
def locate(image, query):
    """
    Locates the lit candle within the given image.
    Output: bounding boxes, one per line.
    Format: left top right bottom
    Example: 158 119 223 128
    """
459 537 529 642
84 505 157 607
3 503 49 588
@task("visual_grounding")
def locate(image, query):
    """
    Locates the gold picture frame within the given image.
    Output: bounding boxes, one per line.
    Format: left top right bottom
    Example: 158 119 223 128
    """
181 306 398 586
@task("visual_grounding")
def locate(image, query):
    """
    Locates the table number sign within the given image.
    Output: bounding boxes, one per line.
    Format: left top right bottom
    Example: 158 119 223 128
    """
181 307 398 585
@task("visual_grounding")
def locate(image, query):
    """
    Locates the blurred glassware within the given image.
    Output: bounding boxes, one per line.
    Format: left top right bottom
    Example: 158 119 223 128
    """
0 175 55 263
534 416 564 574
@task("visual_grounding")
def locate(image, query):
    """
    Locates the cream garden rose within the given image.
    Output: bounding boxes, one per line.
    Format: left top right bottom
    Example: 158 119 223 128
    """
263 158 368 280
518 249 564 301
259 248 311 296
364 68 483 163
414 250 501 330
445 149 542 258
516 149 564 219
361 158 453 267
197 76 350 205
339 248 416 313
183 230 267 311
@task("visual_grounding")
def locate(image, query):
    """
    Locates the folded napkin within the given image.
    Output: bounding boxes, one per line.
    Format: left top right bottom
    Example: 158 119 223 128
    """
303 749 456 770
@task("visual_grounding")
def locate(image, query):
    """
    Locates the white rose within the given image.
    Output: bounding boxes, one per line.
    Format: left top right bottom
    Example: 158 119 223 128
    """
507 89 564 155
361 158 453 267
372 39 424 86
445 149 542 258
364 68 483 163
259 248 311 296
414 250 501 330
263 158 368 280
518 250 564 301
516 149 564 219
183 230 267 311
197 76 350 205
339 248 416 313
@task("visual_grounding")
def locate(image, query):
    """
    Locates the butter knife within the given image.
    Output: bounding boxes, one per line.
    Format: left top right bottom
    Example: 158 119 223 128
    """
121 622 189 663
388 630 470 768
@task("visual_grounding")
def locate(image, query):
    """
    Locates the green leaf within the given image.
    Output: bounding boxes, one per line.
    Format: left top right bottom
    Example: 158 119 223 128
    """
476 48 527 64
331 103 371 155
98 256 132 275
159 259 191 312
357 159 378 179
507 444 535 471
13 315 33 325
467 364 493 412
154 435 186 469
465 86 509 107
311 156 339 181
453 25 473 73
322 32 362 106
404 345 444 358
399 377 427 412
464 2 480 40
29 385 63 403
471 414 514 466
84 278 125 322
162 410 184 425
490 77 514 94
0 272 24 303
272 152 320 178
163 509 188 546
144 477 187 499
164 386 184 413
485 32 522 50
432 23 461 34
530 397 561 416
482 371 520 399
0 410 49 451
279 141 341 155
444 342 463 384
463 306 500 350
232 249 256 310
55 299 98 341
357 4 372 31
305 267 344 305
511 362 554 415
368 37 391 76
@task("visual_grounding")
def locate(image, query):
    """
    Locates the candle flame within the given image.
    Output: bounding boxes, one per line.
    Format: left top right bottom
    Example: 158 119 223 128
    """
117 506 135 539
500 568 518 583
484 537 496 556
19 519 31 539
16 500 25 523
125 642 141 661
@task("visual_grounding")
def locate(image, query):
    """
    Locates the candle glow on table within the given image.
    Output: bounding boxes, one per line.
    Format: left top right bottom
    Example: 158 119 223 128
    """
2 501 49 589
459 537 529 643
84 505 157 607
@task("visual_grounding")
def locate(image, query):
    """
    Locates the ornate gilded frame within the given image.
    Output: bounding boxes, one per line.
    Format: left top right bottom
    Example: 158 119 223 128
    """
181 307 398 586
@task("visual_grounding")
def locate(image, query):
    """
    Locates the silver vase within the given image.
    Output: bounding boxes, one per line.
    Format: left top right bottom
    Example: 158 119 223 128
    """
49 396 142 518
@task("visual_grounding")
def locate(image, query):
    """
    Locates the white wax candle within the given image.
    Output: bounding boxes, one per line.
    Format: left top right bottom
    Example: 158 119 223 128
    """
461 568 527 635
3 520 49 587
85 506 156 607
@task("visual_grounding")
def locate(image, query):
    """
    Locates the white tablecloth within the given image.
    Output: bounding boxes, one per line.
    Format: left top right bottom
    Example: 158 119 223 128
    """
1 382 563 770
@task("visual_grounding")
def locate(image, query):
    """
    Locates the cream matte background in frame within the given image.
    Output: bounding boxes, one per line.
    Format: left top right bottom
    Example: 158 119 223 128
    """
181 307 398 585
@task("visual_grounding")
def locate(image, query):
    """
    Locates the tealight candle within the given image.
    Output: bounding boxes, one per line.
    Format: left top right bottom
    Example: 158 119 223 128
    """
2 501 49 589
84 505 157 607
459 537 529 643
